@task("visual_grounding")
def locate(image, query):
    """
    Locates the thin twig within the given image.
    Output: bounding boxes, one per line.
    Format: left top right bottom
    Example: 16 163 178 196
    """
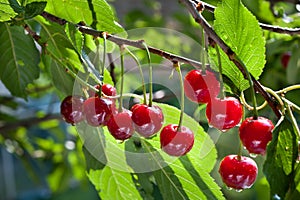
194 0 300 35
181 0 282 118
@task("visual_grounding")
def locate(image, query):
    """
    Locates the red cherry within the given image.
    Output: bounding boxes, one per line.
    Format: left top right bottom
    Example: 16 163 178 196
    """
160 124 194 156
219 155 258 190
184 69 220 104
206 97 243 131
280 52 291 69
131 104 164 138
60 95 85 125
107 109 134 141
239 117 274 155
89 84 117 97
83 97 116 127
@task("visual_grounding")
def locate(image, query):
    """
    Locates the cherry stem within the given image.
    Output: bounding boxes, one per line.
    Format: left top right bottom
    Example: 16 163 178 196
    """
201 28 207 72
235 56 258 119
99 33 107 97
119 45 125 113
124 46 147 105
263 86 285 114
240 92 268 111
174 62 184 132
215 45 225 99
102 93 144 101
282 97 300 114
237 111 246 160
237 142 243 161
286 103 300 137
276 84 300 94
142 42 153 107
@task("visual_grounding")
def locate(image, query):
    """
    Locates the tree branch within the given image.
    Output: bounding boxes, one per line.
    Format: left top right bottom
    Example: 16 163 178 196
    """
40 5 282 118
194 0 300 35
40 11 207 69
0 114 62 134
181 0 282 118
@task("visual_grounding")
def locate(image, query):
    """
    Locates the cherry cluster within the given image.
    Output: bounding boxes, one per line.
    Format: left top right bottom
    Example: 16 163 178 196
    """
61 67 275 190
184 69 274 190
60 83 195 157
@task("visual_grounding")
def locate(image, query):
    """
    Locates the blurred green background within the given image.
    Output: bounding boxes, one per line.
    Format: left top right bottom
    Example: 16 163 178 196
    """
1 0 300 199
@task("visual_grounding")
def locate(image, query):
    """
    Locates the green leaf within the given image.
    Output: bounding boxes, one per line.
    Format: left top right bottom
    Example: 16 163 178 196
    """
8 0 23 13
77 102 223 200
0 23 40 98
42 55 75 96
89 166 142 200
24 1 47 19
209 0 266 91
147 103 224 200
45 0 124 34
0 0 18 21
263 117 298 199
37 18 82 70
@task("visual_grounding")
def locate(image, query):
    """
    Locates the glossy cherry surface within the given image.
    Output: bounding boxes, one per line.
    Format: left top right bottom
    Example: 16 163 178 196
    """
239 116 274 155
131 104 164 138
219 155 258 190
89 83 117 97
184 69 220 104
83 97 116 127
60 95 85 125
107 109 134 140
206 97 243 131
160 124 194 156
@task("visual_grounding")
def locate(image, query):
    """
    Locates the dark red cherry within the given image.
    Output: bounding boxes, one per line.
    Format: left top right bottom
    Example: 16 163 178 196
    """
89 83 117 97
206 97 243 131
83 97 116 127
280 52 291 69
60 95 85 125
160 124 194 156
219 155 258 190
131 104 164 138
184 69 220 104
107 109 134 141
239 117 274 155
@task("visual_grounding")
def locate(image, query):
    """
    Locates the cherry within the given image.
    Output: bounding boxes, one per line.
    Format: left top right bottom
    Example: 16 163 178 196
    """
219 155 258 190
280 52 291 69
160 124 194 156
107 109 134 141
239 116 274 155
131 104 164 138
206 97 243 131
60 95 85 125
83 97 116 127
184 69 220 104
89 83 117 97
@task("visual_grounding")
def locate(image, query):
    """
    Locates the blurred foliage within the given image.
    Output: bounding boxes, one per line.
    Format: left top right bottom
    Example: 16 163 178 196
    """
0 0 300 199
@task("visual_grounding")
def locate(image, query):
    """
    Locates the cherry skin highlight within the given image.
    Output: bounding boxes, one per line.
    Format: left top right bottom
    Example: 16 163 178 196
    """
107 109 134 141
219 155 258 190
60 95 85 125
160 124 194 156
239 116 274 155
89 83 117 97
131 104 164 138
206 97 243 131
83 97 116 127
184 69 220 104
